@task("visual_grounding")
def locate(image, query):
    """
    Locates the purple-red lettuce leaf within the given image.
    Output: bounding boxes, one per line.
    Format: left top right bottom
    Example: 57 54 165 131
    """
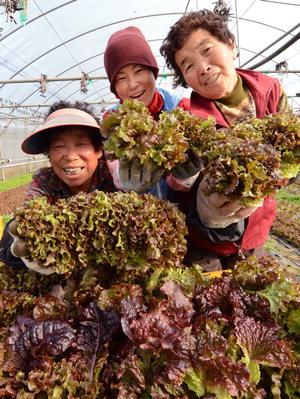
185 353 250 398
234 316 293 368
195 275 273 327
121 281 195 386
32 285 70 321
74 301 120 381
5 315 76 373
98 282 144 313
229 286 273 322
121 297 148 340
195 276 232 317
0 290 35 330
75 301 120 353
116 353 146 398
231 256 281 291
183 327 250 397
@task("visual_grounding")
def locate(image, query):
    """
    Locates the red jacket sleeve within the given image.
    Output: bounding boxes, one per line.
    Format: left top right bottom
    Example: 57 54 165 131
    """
177 97 190 111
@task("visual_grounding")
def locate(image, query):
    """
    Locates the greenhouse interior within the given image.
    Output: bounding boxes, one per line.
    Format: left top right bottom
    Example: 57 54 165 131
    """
0 1 299 398
0 0 299 178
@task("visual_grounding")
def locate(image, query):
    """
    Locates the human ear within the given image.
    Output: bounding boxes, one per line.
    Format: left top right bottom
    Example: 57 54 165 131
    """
233 45 238 59
97 149 103 159
230 40 238 59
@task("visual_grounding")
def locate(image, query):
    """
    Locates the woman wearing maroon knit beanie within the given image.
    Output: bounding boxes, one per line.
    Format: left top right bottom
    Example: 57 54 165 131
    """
102 26 202 199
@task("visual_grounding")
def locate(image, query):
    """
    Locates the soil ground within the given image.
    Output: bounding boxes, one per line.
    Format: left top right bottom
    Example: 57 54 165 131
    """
0 184 29 216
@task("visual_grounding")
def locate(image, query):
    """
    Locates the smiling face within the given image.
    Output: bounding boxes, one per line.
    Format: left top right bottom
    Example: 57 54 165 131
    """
48 127 102 194
114 63 156 106
175 28 238 99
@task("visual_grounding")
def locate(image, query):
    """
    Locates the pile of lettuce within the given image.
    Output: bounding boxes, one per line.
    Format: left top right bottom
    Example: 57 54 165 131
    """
0 255 299 398
101 100 300 206
13 190 187 275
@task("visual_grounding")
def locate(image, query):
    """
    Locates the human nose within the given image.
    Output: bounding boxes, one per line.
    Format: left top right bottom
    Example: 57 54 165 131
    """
127 75 139 89
196 60 211 75
64 146 79 160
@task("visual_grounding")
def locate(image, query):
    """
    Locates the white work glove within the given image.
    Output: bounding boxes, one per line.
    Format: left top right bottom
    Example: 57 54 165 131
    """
119 156 165 193
8 220 55 275
196 176 263 228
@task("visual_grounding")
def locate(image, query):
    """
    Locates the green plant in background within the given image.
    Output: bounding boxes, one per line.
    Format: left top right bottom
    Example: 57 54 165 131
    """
0 173 32 192
276 191 300 205
2 214 11 226
0 174 33 227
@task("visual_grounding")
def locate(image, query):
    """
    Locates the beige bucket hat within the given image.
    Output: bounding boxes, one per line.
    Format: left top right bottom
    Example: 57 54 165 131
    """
22 108 100 154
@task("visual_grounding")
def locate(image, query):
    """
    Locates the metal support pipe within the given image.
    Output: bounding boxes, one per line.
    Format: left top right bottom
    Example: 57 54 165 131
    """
0 72 174 85
0 100 118 108
1 70 299 85
0 158 49 181
248 32 300 70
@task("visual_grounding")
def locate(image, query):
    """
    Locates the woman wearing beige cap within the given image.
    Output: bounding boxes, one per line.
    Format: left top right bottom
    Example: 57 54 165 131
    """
0 101 117 273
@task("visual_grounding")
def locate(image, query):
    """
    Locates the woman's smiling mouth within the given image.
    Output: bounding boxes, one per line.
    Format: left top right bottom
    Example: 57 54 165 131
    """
130 90 145 99
64 167 83 175
205 73 219 85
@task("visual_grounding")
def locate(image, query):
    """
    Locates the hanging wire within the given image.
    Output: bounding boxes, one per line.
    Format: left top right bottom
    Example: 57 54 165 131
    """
33 0 83 72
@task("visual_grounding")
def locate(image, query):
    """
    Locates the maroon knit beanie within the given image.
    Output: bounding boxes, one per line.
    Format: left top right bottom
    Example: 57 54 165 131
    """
104 26 159 95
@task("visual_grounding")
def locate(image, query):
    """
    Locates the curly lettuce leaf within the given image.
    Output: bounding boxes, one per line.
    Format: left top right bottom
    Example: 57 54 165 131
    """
14 191 187 275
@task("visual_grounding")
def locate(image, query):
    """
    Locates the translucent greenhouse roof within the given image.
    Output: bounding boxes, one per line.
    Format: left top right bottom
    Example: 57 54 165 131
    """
0 0 300 121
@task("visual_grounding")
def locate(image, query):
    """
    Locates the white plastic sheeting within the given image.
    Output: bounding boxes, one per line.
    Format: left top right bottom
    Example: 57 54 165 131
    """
0 0 299 159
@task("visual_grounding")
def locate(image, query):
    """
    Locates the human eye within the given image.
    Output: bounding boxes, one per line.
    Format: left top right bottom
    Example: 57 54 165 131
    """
76 138 92 147
115 75 125 82
78 142 90 147
135 66 146 74
202 44 213 55
184 63 193 73
50 143 63 150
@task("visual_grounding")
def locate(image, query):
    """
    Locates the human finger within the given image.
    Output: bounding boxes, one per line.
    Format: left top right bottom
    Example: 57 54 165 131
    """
119 156 131 181
8 220 19 238
11 239 29 258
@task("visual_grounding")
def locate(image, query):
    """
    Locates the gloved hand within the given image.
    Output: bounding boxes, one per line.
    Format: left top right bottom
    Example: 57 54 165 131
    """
171 149 202 180
119 156 165 193
196 176 263 228
8 220 55 275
